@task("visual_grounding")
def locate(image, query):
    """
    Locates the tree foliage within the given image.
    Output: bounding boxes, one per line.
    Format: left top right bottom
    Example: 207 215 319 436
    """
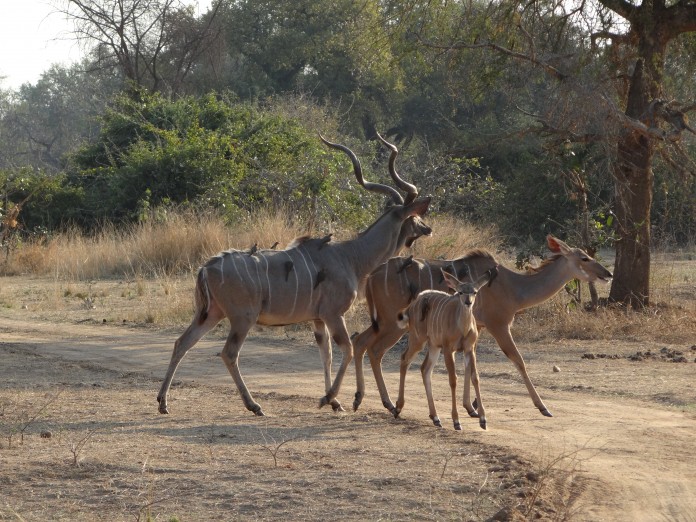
60 90 378 229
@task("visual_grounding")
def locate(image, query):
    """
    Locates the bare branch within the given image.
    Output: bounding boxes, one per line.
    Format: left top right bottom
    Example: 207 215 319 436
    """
54 0 221 93
414 31 568 81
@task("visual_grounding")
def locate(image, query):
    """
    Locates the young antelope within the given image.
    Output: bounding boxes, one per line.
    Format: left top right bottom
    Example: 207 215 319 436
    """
395 269 493 430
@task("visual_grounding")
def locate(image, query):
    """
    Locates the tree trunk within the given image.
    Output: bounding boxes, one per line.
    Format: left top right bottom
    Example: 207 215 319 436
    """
609 57 656 308
610 135 653 307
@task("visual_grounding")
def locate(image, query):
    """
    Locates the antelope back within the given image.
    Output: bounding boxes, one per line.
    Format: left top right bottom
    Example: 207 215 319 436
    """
202 243 356 324
366 252 498 326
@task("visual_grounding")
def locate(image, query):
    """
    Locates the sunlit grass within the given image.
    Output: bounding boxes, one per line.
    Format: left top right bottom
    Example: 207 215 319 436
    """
1 207 693 344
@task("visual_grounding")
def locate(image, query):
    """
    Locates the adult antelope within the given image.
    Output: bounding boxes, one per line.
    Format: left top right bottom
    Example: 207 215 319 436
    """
157 135 432 416
353 235 613 417
395 270 494 430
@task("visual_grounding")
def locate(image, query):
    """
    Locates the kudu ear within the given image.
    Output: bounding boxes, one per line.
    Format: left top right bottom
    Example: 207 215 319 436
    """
404 196 431 218
441 269 463 292
546 234 572 255
473 270 493 292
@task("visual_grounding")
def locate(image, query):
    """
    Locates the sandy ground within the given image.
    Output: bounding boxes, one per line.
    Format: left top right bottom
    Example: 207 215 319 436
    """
1 269 695 520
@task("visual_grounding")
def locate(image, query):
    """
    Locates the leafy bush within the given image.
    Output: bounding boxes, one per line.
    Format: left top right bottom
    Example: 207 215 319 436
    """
63 90 373 230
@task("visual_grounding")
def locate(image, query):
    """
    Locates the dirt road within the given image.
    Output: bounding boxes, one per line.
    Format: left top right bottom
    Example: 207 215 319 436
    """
1 314 695 521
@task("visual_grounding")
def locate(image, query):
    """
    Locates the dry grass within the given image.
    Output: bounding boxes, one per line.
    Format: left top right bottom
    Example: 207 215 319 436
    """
408 214 504 260
3 207 307 280
1 208 694 345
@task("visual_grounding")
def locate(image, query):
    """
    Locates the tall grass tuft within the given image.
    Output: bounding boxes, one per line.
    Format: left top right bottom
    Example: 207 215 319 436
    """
2 207 307 280
409 214 505 261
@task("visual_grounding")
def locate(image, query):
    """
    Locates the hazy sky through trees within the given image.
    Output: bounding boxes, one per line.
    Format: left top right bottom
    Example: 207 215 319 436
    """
0 0 211 90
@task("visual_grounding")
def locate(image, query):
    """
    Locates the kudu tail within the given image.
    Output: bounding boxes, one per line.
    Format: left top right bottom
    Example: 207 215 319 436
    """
365 276 381 332
194 268 212 325
396 310 409 330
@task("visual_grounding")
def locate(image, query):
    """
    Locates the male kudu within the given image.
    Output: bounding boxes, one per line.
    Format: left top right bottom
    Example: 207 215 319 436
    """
157 135 431 416
352 235 613 418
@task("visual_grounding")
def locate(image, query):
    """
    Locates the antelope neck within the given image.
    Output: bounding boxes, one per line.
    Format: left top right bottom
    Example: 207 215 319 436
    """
505 256 575 309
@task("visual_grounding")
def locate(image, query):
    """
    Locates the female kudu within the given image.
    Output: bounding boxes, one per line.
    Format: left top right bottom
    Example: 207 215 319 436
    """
352 235 613 418
157 135 431 416
395 270 494 430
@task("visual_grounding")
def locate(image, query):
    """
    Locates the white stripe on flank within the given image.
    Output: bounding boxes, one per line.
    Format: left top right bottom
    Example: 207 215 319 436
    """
429 296 440 338
383 261 390 297
399 266 407 292
425 262 434 290
434 296 448 340
296 247 314 308
252 256 264 307
284 251 299 317
242 256 256 293
229 253 243 287
259 253 272 310
219 255 225 284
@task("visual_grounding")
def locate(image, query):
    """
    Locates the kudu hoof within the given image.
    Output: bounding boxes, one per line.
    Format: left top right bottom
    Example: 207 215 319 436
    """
332 401 345 413
353 392 363 412
467 409 480 418
392 408 401 419
249 403 265 416
540 408 553 417
479 418 487 430
157 397 169 414
431 416 442 428
453 421 462 431
319 395 335 409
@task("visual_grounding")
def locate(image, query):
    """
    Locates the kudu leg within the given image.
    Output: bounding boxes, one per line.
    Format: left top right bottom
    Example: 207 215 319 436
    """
420 346 443 428
394 336 425 419
489 327 552 417
355 325 405 413
318 316 353 409
219 319 264 416
351 327 373 412
157 309 223 414
442 349 461 430
313 320 343 412
465 338 487 430
461 339 479 418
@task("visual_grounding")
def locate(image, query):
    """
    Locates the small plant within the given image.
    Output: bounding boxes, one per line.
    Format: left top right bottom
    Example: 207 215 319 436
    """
68 429 98 467
255 425 300 468
0 392 60 449
520 440 599 519
433 433 470 480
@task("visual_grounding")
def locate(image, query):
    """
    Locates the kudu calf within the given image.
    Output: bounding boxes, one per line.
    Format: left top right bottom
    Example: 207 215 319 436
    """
395 270 494 430
353 235 613 417
157 134 431 416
